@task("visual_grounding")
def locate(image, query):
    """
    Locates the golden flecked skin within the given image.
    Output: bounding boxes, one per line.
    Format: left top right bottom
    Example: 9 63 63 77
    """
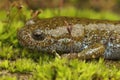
17 17 120 59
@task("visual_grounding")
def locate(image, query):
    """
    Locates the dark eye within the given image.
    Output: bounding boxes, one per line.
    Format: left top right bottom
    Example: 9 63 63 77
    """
32 29 45 41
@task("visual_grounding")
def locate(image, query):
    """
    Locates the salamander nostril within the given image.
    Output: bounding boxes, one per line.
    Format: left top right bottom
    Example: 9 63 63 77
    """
32 29 45 40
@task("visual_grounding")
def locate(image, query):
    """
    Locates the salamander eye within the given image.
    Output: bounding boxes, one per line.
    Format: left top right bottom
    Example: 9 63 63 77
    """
32 29 45 41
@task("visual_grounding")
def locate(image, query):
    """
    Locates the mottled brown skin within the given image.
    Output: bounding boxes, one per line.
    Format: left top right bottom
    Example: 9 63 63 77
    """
17 17 120 60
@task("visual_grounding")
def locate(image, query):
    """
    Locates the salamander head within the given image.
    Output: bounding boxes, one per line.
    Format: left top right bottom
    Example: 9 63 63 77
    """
17 19 83 53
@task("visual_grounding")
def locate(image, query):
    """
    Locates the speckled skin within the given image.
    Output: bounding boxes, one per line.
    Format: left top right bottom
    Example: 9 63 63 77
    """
17 17 120 59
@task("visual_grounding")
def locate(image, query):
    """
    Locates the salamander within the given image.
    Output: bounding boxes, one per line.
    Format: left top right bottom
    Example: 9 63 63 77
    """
17 17 120 59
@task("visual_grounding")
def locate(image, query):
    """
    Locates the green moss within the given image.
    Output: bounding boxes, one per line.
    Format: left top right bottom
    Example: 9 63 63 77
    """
0 60 9 69
33 58 120 80
8 58 36 73
0 75 17 80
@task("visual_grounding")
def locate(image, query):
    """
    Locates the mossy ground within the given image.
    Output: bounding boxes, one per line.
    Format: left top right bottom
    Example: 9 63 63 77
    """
0 6 120 80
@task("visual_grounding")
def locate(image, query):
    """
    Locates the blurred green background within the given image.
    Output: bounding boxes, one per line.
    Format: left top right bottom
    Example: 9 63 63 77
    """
1 0 120 20
1 0 120 13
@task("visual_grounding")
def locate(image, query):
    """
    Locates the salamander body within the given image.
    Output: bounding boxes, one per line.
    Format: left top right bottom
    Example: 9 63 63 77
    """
17 17 120 59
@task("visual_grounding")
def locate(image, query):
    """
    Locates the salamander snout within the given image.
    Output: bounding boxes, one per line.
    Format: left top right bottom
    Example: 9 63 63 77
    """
32 29 45 41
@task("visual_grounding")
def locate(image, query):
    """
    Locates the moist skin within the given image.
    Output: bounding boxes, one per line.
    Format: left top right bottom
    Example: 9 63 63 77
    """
17 17 120 60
